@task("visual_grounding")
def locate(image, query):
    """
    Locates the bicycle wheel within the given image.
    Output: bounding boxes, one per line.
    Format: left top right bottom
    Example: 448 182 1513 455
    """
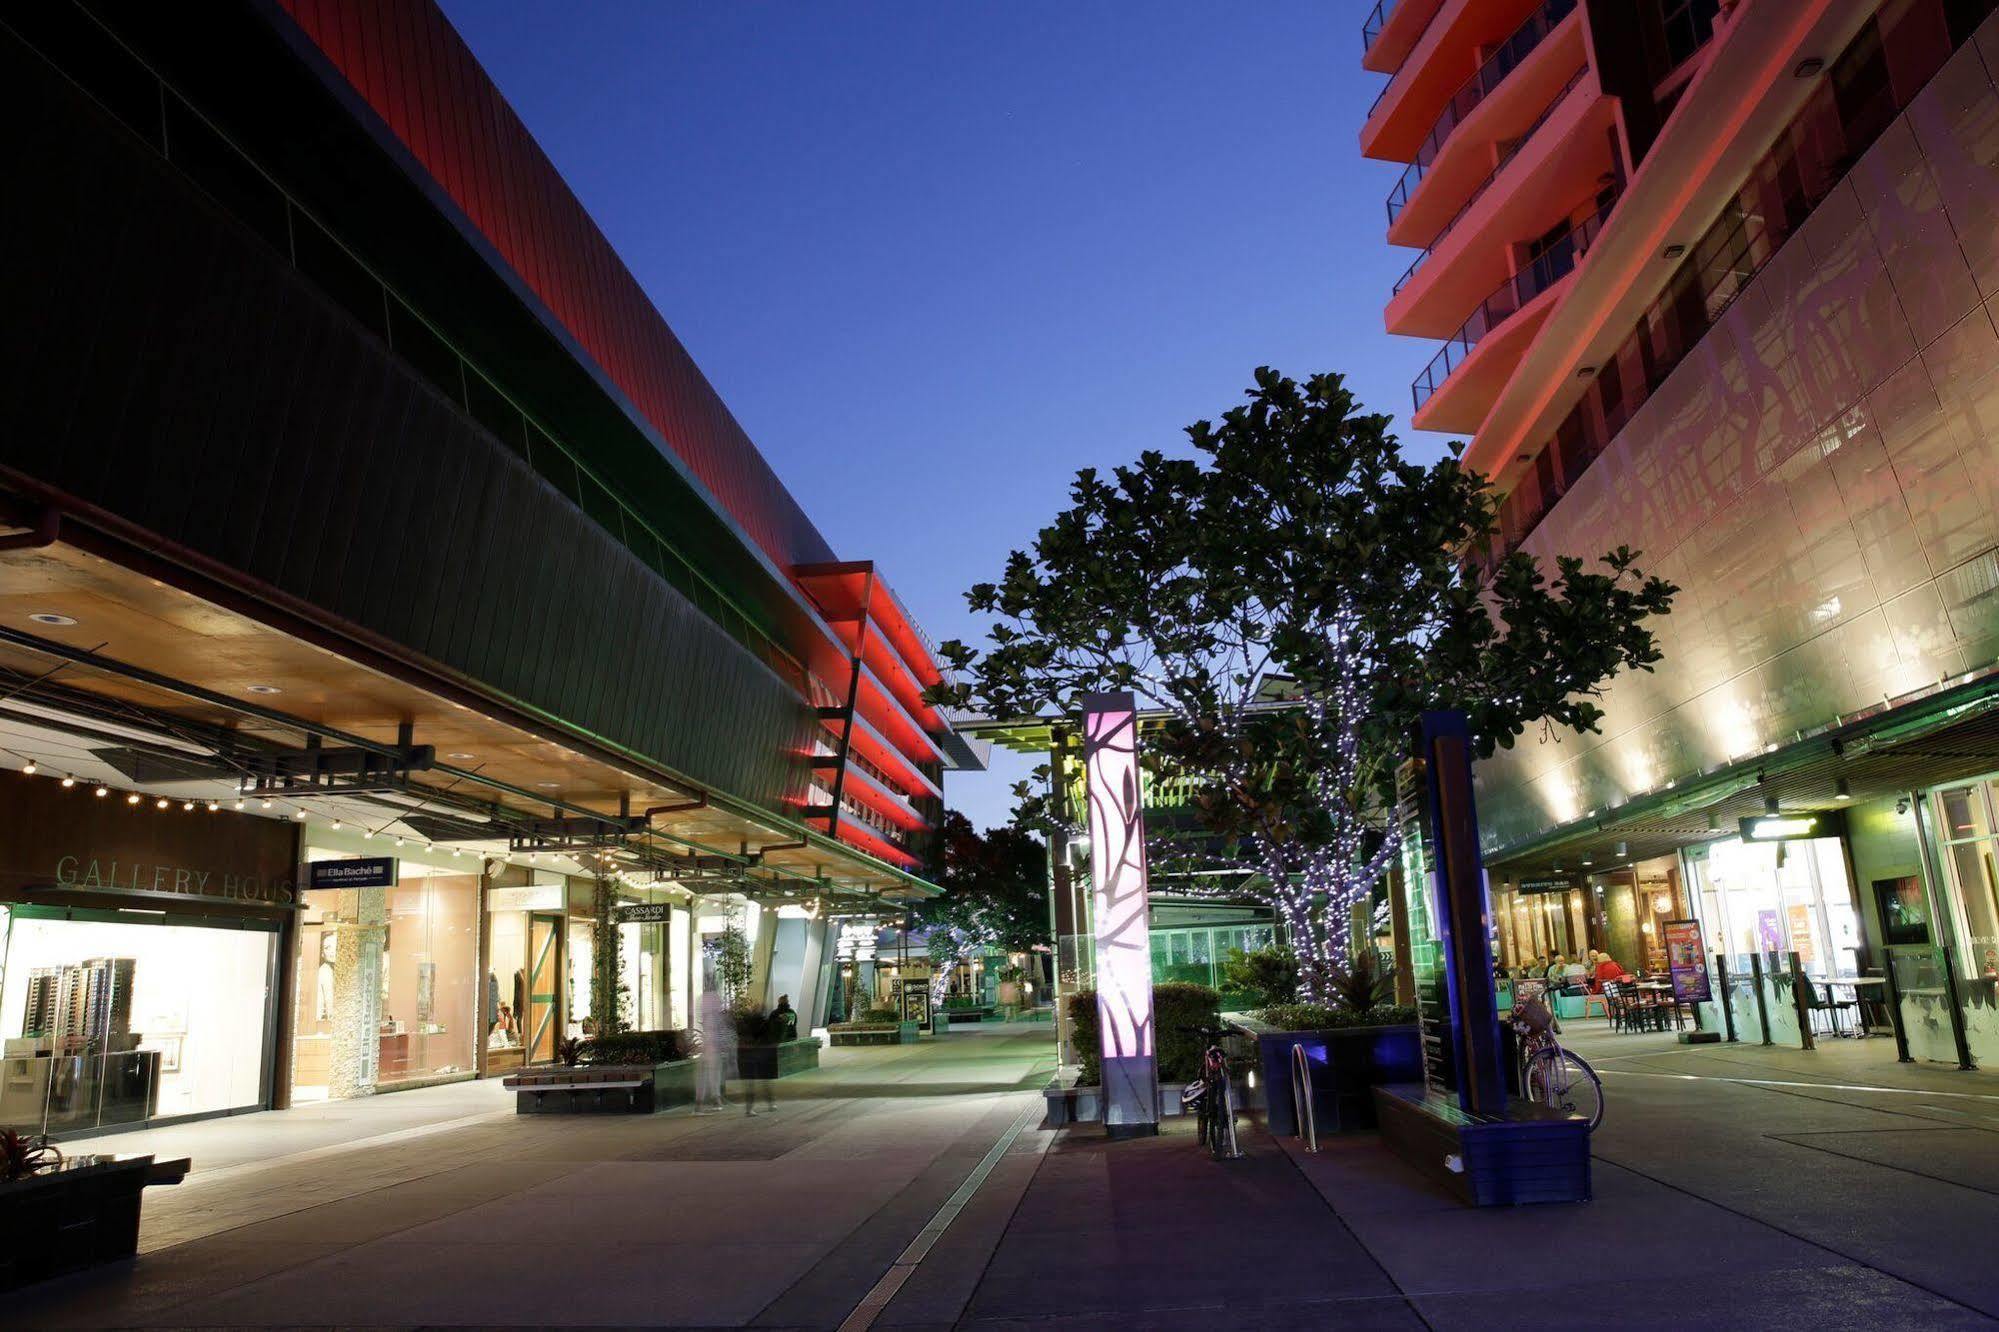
1526 1048 1604 1131
1192 1086 1213 1154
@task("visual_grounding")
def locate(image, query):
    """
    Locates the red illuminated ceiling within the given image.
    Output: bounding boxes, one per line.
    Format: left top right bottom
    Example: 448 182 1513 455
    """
273 0 838 573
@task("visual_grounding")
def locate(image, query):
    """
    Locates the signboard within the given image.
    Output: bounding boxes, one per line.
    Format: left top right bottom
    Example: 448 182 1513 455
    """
1663 918 1710 1003
614 902 673 925
899 978 931 1027
1516 876 1574 896
1395 756 1451 1098
306 856 398 890
1738 809 1846 842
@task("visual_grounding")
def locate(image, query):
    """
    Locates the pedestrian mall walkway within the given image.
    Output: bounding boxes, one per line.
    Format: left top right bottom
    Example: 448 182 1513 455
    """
16 1020 1999 1328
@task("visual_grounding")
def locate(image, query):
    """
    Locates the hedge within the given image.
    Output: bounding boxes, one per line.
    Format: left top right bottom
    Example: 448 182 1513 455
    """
579 1029 688 1066
1066 982 1220 1086
1254 1003 1418 1031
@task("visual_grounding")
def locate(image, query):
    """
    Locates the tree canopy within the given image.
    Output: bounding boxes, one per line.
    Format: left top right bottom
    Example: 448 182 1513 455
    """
915 810 1049 956
930 368 1674 994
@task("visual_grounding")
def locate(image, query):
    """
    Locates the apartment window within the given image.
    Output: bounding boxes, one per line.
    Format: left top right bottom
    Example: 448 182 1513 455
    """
1658 0 1722 71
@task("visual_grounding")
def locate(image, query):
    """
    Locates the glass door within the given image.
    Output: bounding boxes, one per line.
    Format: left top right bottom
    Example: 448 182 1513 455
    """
525 913 562 1064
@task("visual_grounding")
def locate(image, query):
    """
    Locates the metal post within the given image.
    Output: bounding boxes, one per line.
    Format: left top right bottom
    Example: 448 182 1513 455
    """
1715 954 1738 1042
1749 952 1773 1045
1879 952 1913 1063
1788 951 1815 1051
1941 944 1976 1071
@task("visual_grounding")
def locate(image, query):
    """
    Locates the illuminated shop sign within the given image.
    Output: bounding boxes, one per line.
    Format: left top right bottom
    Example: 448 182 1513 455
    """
306 856 398 889
1737 810 1845 842
1516 877 1575 896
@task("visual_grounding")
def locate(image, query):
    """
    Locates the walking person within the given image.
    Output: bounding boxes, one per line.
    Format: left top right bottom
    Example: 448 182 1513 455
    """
695 968 735 1113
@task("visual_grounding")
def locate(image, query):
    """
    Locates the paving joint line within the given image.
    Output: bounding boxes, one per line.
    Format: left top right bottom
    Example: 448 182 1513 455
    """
836 1100 1044 1332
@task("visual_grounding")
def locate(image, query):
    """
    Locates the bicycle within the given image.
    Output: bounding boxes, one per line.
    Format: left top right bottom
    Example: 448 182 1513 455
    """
1509 983 1604 1130
1178 1025 1243 1160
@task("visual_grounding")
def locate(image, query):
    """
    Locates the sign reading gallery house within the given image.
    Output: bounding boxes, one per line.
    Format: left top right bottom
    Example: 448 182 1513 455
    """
0 770 302 1139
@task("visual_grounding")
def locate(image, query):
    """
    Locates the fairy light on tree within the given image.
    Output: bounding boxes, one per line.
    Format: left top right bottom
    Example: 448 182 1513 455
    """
930 368 1675 1003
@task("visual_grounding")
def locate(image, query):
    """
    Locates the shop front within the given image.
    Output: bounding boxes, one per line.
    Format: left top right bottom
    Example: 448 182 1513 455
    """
290 849 480 1101
0 770 298 1138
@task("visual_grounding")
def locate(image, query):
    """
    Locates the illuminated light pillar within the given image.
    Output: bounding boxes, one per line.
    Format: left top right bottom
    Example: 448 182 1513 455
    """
1083 691 1158 1138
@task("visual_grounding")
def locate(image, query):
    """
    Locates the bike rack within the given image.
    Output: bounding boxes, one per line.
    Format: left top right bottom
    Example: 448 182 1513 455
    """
1290 1043 1318 1153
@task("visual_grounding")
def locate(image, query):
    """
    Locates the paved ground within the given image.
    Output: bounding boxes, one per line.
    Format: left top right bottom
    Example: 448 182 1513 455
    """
19 1017 1999 1328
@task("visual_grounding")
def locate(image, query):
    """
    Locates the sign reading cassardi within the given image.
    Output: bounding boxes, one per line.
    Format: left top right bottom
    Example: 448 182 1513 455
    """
0 769 300 909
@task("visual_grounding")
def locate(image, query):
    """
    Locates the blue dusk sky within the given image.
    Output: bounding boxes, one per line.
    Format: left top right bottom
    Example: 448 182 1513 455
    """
438 1 1446 832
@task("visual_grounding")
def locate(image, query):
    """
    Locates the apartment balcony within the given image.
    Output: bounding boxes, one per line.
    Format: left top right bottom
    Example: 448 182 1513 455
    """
1363 0 1569 165
1361 0 1446 74
1384 20 1588 250
1409 201 1612 434
1386 75 1613 337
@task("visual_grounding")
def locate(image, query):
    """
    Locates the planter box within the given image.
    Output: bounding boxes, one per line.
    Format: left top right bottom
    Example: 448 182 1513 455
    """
943 1007 994 1025
1374 1082 1591 1206
0 1154 188 1291
505 1060 696 1114
827 1021 921 1047
1042 1077 1194 1127
733 1035 822 1081
1239 1020 1422 1136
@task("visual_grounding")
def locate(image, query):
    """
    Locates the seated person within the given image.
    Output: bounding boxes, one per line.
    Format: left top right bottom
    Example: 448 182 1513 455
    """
1594 952 1632 985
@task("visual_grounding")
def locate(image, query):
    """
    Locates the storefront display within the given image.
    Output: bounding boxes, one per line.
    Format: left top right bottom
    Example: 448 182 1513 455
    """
484 877 566 1073
1930 779 1999 979
289 856 476 1102
0 769 297 1137
1688 835 1859 979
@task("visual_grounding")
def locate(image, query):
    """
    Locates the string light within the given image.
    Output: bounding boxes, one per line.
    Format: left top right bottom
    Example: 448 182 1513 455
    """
21 761 36 775
207 801 219 812
156 798 169 810
182 801 195 812
261 799 273 809
94 785 109 798
60 774 75 788
126 792 141 805
235 799 245 810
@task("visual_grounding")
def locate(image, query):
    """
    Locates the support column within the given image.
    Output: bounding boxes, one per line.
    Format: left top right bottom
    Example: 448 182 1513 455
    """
1084 692 1158 1139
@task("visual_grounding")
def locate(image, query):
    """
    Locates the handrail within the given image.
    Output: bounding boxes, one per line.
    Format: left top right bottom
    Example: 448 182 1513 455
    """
1383 0 1577 225
1410 195 1615 413
1392 65 1590 296
1290 1043 1319 1153
1361 0 1396 56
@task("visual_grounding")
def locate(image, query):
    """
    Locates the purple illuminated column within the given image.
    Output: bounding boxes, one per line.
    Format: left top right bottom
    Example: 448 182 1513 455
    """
1083 691 1158 1138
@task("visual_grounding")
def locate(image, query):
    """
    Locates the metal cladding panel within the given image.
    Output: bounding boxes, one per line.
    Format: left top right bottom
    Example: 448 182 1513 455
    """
1 41 815 814
1476 30 1999 853
271 0 840 575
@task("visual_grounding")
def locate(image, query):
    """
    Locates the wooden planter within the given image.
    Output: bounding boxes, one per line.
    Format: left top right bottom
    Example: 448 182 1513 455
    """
504 1060 696 1114
0 1154 188 1291
1240 1020 1423 1136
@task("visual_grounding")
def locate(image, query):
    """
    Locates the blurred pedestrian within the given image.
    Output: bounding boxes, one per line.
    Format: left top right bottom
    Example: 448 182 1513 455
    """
696 969 734 1113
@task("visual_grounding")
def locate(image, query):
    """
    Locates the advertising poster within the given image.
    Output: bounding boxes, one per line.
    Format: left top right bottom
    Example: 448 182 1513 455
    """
1756 909 1783 955
1665 919 1711 1003
1786 903 1816 964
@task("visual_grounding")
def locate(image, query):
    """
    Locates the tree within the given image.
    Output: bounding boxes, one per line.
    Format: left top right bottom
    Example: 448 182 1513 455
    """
916 811 1049 1003
931 369 1674 1001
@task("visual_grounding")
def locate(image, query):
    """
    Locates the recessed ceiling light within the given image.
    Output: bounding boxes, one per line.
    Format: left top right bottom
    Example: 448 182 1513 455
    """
246 684 282 695
536 781 560 789
28 613 76 627
447 752 477 761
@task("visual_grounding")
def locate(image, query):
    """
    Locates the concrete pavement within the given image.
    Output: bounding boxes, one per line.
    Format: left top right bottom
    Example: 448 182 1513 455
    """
19 1017 1999 1328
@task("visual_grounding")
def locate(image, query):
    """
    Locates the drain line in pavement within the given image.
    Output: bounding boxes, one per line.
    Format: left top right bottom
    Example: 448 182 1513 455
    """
836 1101 1043 1332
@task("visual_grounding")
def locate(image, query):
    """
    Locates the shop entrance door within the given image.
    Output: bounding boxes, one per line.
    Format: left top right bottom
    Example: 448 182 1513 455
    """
525 913 563 1065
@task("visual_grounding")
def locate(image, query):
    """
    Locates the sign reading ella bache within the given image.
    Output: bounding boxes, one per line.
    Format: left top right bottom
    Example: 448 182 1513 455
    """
305 856 398 890
0 768 301 911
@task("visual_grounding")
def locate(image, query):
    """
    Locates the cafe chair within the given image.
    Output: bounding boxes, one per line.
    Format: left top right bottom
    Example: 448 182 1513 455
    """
1806 980 1857 1038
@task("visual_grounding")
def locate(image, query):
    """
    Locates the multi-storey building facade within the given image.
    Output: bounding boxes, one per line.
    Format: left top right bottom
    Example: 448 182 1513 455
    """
1366 0 1999 1061
0 0 972 1134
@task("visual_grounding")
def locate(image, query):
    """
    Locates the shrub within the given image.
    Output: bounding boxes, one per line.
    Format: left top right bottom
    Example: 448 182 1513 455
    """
863 1006 902 1023
1066 982 1221 1086
579 1029 687 1066
1325 951 1396 1012
1254 1003 1418 1031
1221 945 1300 1007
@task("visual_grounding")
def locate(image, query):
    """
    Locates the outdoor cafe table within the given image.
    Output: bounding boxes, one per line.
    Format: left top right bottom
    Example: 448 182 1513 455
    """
1822 975 1887 1036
